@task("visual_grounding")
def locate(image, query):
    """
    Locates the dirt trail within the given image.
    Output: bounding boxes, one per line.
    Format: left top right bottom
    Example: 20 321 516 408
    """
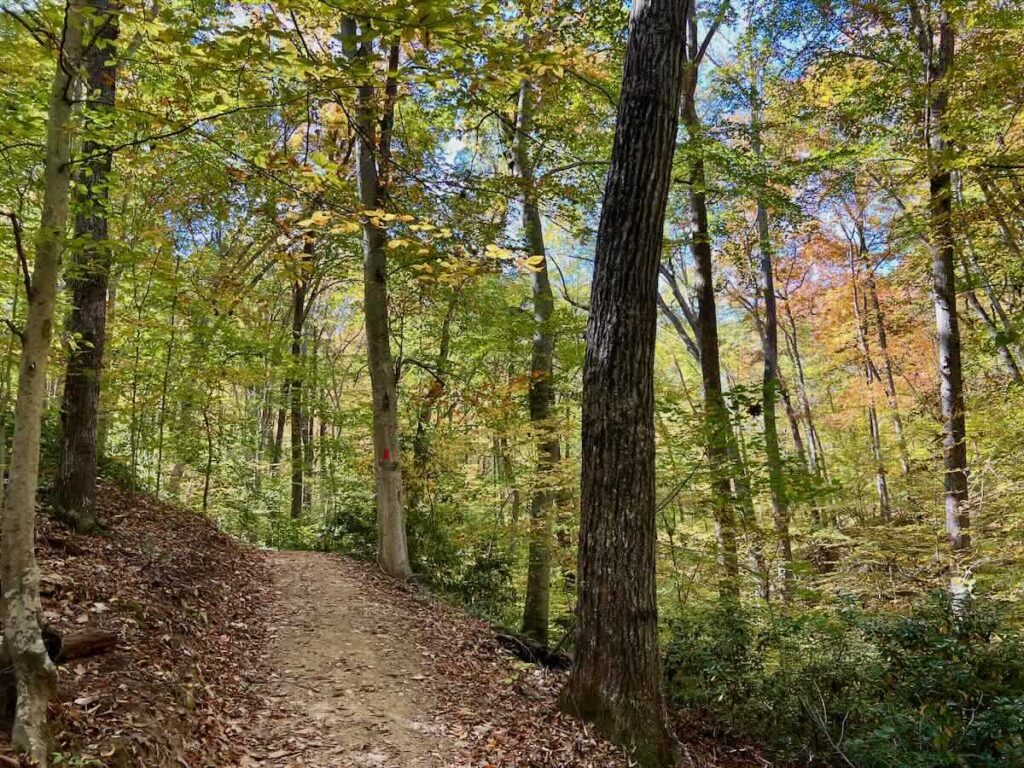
249 551 451 767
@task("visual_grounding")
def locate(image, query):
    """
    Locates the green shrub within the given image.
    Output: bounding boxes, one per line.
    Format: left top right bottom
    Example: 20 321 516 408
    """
664 594 1024 766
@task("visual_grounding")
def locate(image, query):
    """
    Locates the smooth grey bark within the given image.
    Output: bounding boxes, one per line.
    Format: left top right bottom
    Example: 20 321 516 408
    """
910 7 968 549
342 24 411 579
1 8 83 763
54 0 119 532
558 0 685 763
508 79 560 648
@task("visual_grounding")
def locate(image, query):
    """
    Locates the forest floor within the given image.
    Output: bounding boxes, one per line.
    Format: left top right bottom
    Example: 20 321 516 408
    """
0 482 768 767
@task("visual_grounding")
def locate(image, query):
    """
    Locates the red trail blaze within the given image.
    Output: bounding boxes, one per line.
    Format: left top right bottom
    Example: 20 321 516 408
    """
383 448 390 461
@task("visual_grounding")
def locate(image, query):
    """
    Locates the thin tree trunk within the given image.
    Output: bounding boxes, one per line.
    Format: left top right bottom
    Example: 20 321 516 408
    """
558 0 685 763
155 253 181 497
680 7 740 602
408 297 454 531
751 84 792 597
1 8 83 763
290 236 312 520
342 26 411 579
961 253 1023 382
54 2 119 532
508 79 561 648
783 300 827 479
850 250 891 519
0 275 20 511
864 269 911 474
272 381 287 471
96 268 118 456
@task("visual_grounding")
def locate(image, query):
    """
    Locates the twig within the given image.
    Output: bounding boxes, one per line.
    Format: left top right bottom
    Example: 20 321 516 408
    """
1 210 31 296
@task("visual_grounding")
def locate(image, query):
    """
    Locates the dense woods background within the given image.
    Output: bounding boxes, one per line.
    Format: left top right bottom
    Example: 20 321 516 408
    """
3 0 1024 765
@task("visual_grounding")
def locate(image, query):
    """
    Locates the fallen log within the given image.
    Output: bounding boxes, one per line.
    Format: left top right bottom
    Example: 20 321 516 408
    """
50 627 119 664
495 632 571 670
1 626 119 726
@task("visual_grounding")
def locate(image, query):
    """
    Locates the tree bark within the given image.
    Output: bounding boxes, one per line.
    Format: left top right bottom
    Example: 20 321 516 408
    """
912 10 968 549
509 80 561 648
558 1 685 763
1 8 83 763
54 1 119 532
290 236 312 520
850 249 891 520
680 6 740 602
343 25 411 579
750 84 792 598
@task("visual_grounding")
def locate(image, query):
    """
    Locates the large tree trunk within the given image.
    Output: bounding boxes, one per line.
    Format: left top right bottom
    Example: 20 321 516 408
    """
680 8 740 602
914 11 968 549
343 26 411 579
509 80 561 648
54 1 119 532
1 9 83 764
558 0 685 763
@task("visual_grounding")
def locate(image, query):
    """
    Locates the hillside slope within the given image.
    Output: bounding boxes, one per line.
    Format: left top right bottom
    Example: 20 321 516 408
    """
1 485 765 767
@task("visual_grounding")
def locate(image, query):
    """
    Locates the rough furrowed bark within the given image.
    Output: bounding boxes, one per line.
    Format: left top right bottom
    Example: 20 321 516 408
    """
1 7 84 765
558 0 686 764
55 0 120 533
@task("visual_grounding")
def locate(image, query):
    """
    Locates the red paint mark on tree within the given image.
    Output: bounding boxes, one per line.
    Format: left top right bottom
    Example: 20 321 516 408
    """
383 448 391 461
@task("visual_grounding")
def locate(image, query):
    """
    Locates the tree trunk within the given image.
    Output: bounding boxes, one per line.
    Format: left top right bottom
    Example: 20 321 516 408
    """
751 85 792 597
155 253 180 497
680 8 740 602
54 2 119 532
290 236 312 520
917 13 969 549
509 80 561 648
783 300 828 480
408 297 455 561
95 268 118 457
343 25 411 579
558 0 685 763
850 250 891 519
1 8 83 763
865 269 911 474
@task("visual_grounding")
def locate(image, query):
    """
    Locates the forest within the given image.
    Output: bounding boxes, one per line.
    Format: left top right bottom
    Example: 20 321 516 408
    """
1 0 1024 765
